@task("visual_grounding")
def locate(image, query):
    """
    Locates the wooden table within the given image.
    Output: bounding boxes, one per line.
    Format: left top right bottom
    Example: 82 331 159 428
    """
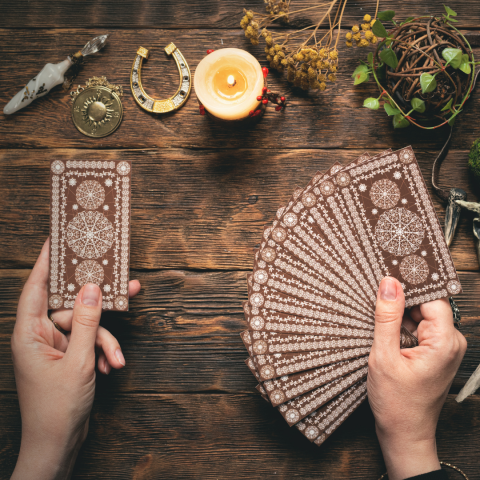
1 1 479 478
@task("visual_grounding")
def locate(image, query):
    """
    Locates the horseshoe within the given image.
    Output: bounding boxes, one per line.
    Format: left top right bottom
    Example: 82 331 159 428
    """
130 43 191 113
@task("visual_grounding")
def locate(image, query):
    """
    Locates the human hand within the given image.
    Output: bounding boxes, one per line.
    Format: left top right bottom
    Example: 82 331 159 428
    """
367 277 466 480
11 239 141 480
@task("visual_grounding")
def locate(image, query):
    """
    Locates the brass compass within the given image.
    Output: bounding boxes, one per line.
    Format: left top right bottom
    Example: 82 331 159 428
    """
71 85 123 138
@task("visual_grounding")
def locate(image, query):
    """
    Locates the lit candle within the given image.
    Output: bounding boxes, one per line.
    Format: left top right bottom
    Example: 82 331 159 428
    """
194 48 263 121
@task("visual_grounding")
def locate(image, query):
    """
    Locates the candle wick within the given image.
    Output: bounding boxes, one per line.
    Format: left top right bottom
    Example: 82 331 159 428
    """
227 75 236 87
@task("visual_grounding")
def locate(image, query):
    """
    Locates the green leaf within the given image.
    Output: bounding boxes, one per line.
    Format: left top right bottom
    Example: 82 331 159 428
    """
363 98 380 110
367 52 373 65
393 113 410 129
411 97 426 113
384 103 401 116
441 98 453 112
372 20 389 38
353 71 369 85
380 48 399 69
351 64 369 78
444 5 457 16
400 17 414 25
442 48 462 69
459 54 472 74
376 64 386 80
443 14 459 22
377 10 395 21
448 115 456 126
420 72 437 93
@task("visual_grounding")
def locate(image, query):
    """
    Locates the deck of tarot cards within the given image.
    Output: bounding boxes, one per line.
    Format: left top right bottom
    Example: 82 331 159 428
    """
241 146 462 446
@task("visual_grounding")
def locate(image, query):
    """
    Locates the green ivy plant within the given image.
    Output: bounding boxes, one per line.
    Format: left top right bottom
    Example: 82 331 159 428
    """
354 6 479 129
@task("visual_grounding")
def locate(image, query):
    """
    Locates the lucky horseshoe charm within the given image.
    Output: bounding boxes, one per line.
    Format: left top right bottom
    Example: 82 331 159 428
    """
130 43 191 113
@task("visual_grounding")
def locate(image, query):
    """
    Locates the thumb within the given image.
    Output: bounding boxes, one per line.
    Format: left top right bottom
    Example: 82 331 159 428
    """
372 277 405 359
65 283 102 366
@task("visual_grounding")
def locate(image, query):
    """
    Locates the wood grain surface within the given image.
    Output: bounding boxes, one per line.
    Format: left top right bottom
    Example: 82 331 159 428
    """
1 0 479 478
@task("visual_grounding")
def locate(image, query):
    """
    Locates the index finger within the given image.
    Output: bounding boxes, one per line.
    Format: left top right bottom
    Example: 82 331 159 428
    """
16 238 50 322
417 298 455 342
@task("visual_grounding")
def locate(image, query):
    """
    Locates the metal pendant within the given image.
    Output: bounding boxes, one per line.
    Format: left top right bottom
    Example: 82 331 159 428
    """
71 85 123 138
130 43 191 113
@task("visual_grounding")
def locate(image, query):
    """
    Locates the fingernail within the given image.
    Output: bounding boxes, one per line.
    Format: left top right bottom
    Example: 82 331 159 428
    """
115 348 125 366
379 277 397 301
82 283 100 307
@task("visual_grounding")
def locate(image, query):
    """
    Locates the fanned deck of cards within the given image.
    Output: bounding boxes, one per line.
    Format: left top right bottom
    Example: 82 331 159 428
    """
48 159 132 311
241 146 462 446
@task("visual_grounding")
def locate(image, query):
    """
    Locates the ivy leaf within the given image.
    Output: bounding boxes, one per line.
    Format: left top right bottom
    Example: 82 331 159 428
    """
443 14 459 22
420 73 437 93
372 20 389 38
363 98 380 110
441 98 453 112
353 71 369 85
459 54 472 74
411 97 426 113
380 48 399 69
444 5 457 16
352 64 369 78
367 52 373 65
393 113 410 129
400 17 414 25
377 10 395 21
384 103 401 116
442 48 462 69
376 64 386 80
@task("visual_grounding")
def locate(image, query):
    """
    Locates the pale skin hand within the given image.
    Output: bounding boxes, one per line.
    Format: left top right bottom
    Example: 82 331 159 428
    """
368 277 467 480
11 239 141 480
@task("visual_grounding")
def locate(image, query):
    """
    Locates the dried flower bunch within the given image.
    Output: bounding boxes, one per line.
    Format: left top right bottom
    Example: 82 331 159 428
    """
353 6 479 129
240 0 350 91
345 14 378 48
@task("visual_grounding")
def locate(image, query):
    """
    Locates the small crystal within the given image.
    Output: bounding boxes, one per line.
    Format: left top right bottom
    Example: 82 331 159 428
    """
81 34 109 56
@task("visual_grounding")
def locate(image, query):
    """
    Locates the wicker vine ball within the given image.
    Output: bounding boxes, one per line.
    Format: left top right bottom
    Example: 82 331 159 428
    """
375 17 473 124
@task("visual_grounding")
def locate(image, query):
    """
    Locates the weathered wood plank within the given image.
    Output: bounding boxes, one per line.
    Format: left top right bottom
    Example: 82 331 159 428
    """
0 269 478 394
1 392 479 479
0 148 478 270
1 29 479 150
1 0 480 29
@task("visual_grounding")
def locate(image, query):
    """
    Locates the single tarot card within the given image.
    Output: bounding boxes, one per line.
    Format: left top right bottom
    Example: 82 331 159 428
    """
323 146 462 305
278 365 368 425
253 346 370 382
262 355 368 405
243 303 374 338
241 330 372 355
49 159 132 311
296 379 367 445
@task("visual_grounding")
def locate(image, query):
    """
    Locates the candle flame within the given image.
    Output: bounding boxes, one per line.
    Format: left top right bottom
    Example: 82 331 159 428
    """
227 75 236 87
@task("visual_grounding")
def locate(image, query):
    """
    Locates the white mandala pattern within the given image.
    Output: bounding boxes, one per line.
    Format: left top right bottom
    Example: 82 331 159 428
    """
104 284 111 292
254 270 268 284
399 149 414 164
272 228 287 242
250 316 264 330
75 260 104 286
105 178 113 187
284 213 297 227
320 181 334 196
447 280 461 295
49 294 63 309
286 409 300 424
115 295 128 310
68 178 77 186
302 192 316 207
51 160 65 174
375 208 424 256
359 184 367 192
117 161 131 176
432 273 439 281
336 172 350 187
76 180 105 210
67 283 75 292
400 255 429 285
253 340 268 354
66 211 114 259
370 179 400 209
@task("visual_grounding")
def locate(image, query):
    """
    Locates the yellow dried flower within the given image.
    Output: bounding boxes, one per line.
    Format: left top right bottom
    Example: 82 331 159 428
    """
319 82 327 91
329 50 338 60
346 32 353 41
361 23 371 31
265 47 270 54
281 59 288 66
287 57 294 65
261 30 268 38
269 47 275 56
364 14 372 22
310 52 318 61
365 30 373 40
242 15 250 24
353 33 361 42
307 67 316 78
359 39 369 47
352 25 360 33
265 36 273 46
328 73 336 82
346 41 353 47
329 65 337 73
251 38 259 46
251 21 259 29
246 26 254 36
240 19 248 29
274 44 282 52
278 51 285 58
296 53 304 61
319 48 327 59
318 74 326 82
371 35 378 44
370 19 376 27
273 54 279 63
266 55 272 62
301 63 309 72
246 10 254 20
295 70 302 79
